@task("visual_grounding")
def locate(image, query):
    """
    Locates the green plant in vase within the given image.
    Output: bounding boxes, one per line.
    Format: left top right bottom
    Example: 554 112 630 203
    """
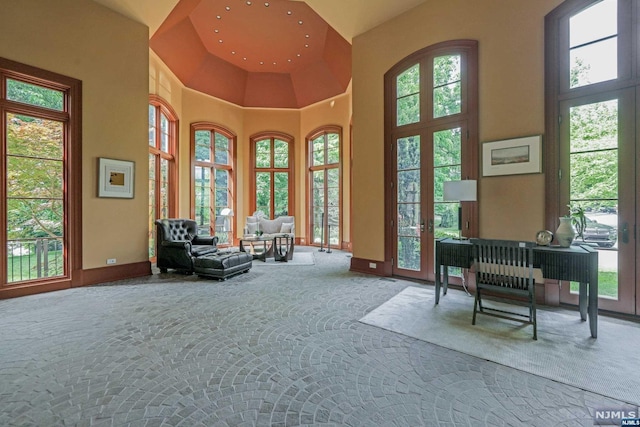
568 203 587 241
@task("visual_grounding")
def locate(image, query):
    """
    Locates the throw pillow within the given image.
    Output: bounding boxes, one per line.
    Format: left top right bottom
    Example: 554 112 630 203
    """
280 222 293 233
247 222 257 235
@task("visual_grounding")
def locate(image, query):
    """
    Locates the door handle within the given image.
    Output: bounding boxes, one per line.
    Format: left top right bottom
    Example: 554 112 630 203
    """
428 218 434 234
622 222 629 244
420 219 425 233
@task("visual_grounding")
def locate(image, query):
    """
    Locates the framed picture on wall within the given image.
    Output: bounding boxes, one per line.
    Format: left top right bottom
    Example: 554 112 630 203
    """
482 135 542 177
98 158 135 198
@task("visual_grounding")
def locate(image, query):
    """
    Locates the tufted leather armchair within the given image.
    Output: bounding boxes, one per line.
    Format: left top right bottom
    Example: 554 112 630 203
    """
155 218 218 273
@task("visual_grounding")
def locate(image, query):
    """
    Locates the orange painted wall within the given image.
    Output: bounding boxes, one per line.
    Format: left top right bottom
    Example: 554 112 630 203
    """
352 0 564 261
1 0 149 270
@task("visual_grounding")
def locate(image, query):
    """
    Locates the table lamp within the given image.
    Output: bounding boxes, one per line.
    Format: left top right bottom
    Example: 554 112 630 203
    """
443 180 477 240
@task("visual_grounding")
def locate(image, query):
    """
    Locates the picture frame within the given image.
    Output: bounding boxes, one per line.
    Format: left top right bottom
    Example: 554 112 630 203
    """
98 158 134 198
482 135 542 177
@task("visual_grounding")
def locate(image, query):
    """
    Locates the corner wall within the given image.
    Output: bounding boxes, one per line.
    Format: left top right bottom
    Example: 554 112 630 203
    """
1 0 150 273
351 0 564 262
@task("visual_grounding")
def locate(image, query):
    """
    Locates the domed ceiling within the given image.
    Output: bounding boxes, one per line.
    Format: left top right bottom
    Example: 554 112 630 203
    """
150 0 352 108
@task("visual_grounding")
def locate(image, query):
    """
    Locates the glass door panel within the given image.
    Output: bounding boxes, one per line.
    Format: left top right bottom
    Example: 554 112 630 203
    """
569 100 618 300
561 91 635 314
326 168 340 246
6 113 65 283
255 172 271 217
394 135 423 276
160 158 169 218
433 127 462 240
214 169 230 243
194 166 211 236
274 172 289 216
312 170 325 244
149 154 156 257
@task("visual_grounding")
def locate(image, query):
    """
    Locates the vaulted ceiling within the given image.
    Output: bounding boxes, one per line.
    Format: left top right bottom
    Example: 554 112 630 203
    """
93 0 427 108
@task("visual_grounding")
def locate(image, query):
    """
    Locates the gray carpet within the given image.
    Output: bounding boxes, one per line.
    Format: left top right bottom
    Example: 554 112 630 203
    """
359 286 640 406
0 247 634 426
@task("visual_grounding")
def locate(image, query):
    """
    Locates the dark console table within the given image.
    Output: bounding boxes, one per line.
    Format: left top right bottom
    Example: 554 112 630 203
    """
435 238 599 338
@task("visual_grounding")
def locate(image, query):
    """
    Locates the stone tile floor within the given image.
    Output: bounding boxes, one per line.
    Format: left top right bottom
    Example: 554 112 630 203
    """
0 247 631 426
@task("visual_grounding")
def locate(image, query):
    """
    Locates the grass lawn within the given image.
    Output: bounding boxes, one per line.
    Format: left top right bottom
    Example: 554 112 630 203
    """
7 250 63 283
570 270 618 298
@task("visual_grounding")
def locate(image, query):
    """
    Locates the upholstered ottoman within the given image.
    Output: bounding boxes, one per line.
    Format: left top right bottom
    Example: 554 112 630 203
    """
193 252 252 280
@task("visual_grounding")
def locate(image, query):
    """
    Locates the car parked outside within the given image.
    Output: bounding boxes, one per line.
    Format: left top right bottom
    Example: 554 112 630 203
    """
582 218 617 248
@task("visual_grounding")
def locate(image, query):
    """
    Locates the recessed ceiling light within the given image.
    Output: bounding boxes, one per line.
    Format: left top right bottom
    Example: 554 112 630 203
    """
298 20 303 25
231 51 236 54
225 6 230 11
219 39 223 43
246 1 252 5
243 57 247 60
305 34 310 38
305 44 309 48
287 11 292 15
216 15 221 19
273 62 277 65
214 29 219 33
260 61 264 65
288 59 292 62
264 2 269 6
297 53 301 57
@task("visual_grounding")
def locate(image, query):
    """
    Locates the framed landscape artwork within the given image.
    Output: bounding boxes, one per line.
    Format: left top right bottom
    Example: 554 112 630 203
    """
98 158 135 198
482 135 542 177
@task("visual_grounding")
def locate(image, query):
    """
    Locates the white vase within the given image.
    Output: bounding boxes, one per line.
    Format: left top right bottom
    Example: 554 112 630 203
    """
555 217 576 248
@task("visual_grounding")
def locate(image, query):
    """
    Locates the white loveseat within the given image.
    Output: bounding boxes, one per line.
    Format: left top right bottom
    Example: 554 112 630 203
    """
244 215 295 261
244 215 295 239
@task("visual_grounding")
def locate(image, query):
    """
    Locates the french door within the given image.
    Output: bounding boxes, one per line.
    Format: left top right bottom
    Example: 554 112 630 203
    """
385 40 478 282
558 89 637 314
546 0 640 315
1 57 81 295
391 123 467 282
308 127 341 248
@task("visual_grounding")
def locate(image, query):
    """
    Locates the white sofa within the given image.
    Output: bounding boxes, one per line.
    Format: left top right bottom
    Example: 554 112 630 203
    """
244 215 295 238
244 215 295 261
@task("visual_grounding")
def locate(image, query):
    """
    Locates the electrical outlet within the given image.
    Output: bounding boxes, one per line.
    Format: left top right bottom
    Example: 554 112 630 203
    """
369 262 376 269
106 258 116 265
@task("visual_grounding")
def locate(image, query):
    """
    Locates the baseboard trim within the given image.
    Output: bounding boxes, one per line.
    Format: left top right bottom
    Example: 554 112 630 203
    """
0 261 150 299
81 261 152 286
350 257 391 276
0 279 72 299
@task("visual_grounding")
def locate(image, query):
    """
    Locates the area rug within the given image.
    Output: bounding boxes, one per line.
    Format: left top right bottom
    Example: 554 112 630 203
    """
253 252 315 266
359 286 640 406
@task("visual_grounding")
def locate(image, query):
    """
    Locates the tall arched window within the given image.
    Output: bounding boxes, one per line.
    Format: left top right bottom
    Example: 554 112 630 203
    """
1 57 82 294
148 95 178 258
384 40 478 283
307 126 342 248
191 123 236 246
249 132 294 218
545 0 639 315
